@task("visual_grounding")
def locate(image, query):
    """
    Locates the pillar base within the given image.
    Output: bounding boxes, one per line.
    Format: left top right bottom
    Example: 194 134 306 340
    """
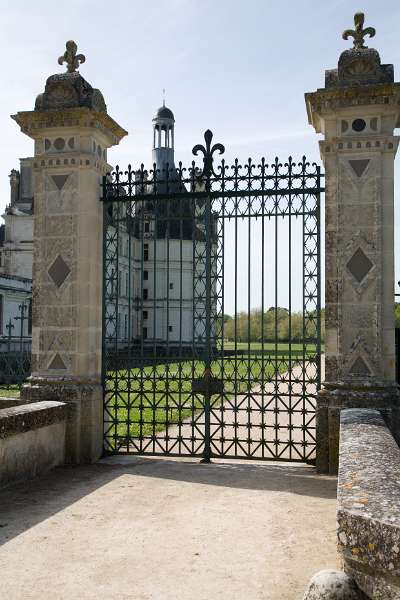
316 381 400 475
21 376 103 464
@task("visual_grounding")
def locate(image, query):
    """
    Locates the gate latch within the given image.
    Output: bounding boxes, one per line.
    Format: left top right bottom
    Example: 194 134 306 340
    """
192 370 224 395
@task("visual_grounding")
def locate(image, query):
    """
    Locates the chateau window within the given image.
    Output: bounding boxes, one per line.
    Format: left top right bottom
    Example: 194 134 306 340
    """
143 270 148 281
144 244 149 261
124 314 128 339
144 222 150 233
118 272 122 295
168 325 173 333
143 311 148 320
143 288 148 300
125 273 129 297
143 327 148 340
169 282 173 290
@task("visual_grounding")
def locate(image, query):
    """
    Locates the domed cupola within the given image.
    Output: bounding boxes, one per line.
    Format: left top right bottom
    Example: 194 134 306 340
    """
155 105 174 120
152 100 175 174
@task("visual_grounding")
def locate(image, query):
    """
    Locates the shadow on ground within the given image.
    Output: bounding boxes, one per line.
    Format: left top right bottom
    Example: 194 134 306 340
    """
0 456 337 546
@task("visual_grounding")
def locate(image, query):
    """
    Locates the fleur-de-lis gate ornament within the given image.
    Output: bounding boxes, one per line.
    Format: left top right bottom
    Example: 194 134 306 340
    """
189 130 225 463
342 12 376 50
192 130 225 191
58 40 86 73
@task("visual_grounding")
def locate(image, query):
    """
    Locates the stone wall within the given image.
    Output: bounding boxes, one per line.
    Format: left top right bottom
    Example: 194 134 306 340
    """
337 409 400 599
0 401 67 487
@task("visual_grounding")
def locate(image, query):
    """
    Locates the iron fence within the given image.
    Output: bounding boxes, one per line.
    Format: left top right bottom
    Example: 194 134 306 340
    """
102 130 323 462
0 301 31 394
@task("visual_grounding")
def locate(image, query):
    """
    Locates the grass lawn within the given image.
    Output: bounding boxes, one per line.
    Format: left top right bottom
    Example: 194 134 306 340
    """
105 344 318 442
0 387 20 398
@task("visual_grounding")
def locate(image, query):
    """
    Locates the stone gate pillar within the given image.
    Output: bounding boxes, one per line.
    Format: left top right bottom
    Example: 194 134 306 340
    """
12 41 127 463
305 13 400 473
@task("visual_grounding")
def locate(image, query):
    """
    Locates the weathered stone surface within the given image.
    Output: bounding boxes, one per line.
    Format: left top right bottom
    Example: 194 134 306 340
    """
0 401 67 488
316 386 399 474
337 409 400 599
21 379 102 464
0 397 33 409
306 23 400 474
12 61 124 465
35 72 107 113
326 46 394 88
303 570 365 599
0 401 67 439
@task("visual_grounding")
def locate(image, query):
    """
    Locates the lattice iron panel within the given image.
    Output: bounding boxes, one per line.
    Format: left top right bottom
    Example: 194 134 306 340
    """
102 130 323 462
0 301 32 393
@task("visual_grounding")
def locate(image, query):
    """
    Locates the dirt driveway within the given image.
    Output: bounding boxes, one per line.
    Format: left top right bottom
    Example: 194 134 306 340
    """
0 456 338 600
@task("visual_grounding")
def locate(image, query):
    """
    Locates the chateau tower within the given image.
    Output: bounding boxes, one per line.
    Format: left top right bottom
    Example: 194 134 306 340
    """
152 102 175 174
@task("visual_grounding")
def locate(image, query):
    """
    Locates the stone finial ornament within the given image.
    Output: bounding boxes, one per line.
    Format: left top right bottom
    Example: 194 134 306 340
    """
342 12 376 50
58 40 86 73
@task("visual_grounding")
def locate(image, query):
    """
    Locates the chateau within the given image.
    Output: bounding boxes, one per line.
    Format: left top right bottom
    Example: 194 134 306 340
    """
0 161 33 339
2 103 198 347
105 102 205 349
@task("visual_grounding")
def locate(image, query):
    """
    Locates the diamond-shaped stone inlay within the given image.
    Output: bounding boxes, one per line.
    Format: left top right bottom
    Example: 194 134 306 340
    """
51 174 70 190
347 248 373 283
48 255 71 288
48 353 67 370
349 159 370 178
349 356 371 376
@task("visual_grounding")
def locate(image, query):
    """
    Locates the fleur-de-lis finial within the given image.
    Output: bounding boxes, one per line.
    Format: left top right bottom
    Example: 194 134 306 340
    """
342 12 376 50
58 40 86 73
192 130 225 179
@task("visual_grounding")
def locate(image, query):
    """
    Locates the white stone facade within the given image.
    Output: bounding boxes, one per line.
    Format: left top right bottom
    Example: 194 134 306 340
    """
0 159 33 342
105 103 205 349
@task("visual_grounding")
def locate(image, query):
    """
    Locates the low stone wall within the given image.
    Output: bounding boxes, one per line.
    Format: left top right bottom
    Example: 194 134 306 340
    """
0 396 33 409
337 409 400 599
0 401 67 487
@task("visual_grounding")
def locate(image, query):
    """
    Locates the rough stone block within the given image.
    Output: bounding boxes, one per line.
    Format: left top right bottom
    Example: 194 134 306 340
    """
337 409 400 599
302 570 365 599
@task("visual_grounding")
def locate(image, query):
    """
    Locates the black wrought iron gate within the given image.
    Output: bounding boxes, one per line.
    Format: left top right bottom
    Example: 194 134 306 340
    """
102 130 322 462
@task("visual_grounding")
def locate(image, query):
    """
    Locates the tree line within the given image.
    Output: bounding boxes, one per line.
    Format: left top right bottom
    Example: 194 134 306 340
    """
220 308 325 343
395 304 400 328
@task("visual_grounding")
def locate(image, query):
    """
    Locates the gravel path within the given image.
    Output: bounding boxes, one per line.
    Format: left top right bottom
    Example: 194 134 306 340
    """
159 359 323 462
0 453 338 600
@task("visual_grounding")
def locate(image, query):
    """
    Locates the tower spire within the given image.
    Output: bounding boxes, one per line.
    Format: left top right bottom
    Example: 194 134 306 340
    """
162 88 165 107
152 100 175 172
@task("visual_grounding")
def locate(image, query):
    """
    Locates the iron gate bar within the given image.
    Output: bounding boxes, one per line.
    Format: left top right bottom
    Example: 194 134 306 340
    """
102 130 323 462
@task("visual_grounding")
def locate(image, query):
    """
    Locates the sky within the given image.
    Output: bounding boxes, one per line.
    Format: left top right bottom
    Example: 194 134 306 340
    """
1 0 400 313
